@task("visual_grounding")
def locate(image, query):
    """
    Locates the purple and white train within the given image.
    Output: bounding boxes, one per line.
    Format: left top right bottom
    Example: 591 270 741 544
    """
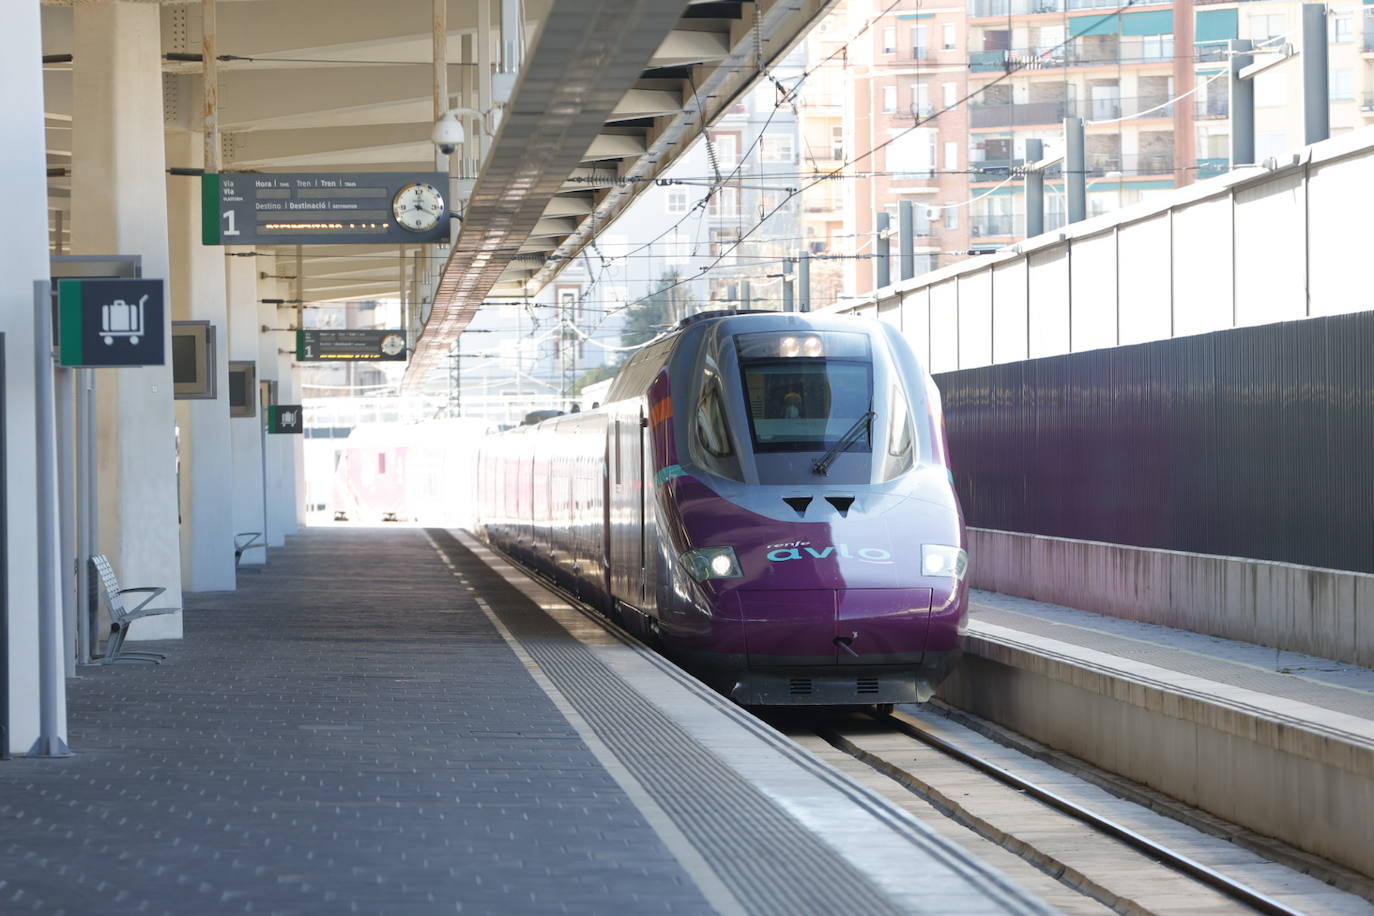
475 311 968 706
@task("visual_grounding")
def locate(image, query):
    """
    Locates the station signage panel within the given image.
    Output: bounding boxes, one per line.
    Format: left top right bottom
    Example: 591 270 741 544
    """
56 278 166 368
267 405 304 434
296 329 407 362
202 172 450 246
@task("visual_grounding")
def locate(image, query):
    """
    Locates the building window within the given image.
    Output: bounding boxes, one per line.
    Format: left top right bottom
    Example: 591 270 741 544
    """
709 229 738 264
883 26 896 53
912 82 931 116
944 140 958 171
943 82 957 109
761 134 795 163
830 124 845 160
912 25 928 59
1331 14 1353 42
708 187 739 218
1330 68 1354 101
1250 14 1285 40
711 132 739 167
883 85 897 113
944 205 958 231
943 23 957 50
666 188 688 214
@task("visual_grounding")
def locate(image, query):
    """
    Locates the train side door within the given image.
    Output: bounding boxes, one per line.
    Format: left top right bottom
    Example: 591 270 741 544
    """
636 406 652 612
609 406 646 610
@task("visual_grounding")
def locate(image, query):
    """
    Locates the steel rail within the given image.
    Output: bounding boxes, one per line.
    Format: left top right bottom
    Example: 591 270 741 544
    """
870 708 1306 916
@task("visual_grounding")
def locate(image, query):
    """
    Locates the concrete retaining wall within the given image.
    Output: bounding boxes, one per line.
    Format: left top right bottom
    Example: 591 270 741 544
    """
968 527 1374 668
939 625 1374 879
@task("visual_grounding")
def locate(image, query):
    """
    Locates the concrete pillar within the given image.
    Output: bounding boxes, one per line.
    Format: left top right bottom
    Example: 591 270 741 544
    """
0 0 59 754
225 250 266 564
281 349 305 533
166 131 234 591
258 278 289 547
70 0 183 639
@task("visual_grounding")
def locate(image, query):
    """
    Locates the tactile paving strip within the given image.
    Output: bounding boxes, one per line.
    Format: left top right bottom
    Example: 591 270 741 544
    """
428 530 1045 916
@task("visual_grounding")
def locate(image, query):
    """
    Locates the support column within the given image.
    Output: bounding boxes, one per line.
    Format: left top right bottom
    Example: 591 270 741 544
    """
225 250 265 564
167 132 234 591
0 0 56 753
70 0 183 639
258 275 289 547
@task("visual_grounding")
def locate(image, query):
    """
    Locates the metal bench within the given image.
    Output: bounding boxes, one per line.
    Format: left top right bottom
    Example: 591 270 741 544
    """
234 531 265 570
91 554 179 664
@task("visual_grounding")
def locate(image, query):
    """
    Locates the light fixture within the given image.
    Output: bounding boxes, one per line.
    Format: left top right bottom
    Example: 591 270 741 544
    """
492 71 517 105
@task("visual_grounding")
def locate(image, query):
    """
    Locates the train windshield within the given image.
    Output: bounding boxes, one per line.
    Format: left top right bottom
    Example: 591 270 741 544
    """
734 331 873 453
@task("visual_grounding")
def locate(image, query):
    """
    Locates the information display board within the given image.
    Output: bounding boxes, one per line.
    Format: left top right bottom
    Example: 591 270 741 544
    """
202 172 449 246
267 405 303 434
296 329 407 362
56 278 166 368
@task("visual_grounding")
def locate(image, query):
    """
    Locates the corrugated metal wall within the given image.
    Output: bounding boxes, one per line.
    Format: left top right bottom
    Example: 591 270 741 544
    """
935 311 1374 574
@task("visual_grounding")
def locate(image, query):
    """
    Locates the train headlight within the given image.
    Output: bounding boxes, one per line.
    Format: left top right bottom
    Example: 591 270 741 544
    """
682 546 744 581
921 545 969 580
777 335 823 358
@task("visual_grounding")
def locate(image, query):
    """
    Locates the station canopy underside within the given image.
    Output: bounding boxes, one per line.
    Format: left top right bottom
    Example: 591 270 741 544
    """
40 0 834 388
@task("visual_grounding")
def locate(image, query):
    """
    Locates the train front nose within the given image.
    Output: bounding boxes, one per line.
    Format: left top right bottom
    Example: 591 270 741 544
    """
736 588 933 666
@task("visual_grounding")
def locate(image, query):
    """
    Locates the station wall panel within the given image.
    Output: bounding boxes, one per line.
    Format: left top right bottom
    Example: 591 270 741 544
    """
1027 248 1069 357
991 260 1028 364
1307 155 1374 317
929 280 959 373
1233 172 1305 328
1116 214 1171 345
958 270 993 369
936 311 1374 574
1069 231 1117 352
900 288 931 367
1171 200 1232 336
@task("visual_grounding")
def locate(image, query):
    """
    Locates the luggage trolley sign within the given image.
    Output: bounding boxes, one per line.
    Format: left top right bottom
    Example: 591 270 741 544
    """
267 405 303 434
202 172 450 246
56 279 166 368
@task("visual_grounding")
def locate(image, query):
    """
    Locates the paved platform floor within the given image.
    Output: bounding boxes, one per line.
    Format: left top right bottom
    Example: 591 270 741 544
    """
0 527 1047 916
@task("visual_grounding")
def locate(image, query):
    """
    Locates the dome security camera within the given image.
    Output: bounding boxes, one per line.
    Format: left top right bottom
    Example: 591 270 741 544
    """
432 111 465 156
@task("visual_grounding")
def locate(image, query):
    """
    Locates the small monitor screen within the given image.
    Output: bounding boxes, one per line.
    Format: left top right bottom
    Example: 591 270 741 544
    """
172 333 199 385
228 369 250 408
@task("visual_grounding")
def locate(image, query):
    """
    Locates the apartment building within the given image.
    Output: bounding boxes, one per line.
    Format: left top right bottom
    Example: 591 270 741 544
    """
800 0 1371 293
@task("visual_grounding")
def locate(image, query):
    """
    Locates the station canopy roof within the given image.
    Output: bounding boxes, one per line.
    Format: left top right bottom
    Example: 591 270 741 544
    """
40 0 835 389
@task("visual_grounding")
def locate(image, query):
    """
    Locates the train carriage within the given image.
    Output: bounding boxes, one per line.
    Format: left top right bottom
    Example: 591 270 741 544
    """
476 311 968 706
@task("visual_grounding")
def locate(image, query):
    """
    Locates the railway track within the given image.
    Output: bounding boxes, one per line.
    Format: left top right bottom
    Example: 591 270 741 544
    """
780 706 1369 916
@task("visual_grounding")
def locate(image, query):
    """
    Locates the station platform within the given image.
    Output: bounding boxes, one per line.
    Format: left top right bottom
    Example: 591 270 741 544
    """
952 589 1374 888
0 527 1049 916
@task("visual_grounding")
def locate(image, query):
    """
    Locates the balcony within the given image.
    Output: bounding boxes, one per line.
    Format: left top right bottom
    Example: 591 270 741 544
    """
1362 93 1374 114
1365 32 1374 52
1087 96 1174 120
970 98 1071 127
971 214 1018 237
969 0 1166 17
1196 158 1228 178
1196 96 1229 119
1086 152 1175 175
891 104 937 124
969 158 1024 180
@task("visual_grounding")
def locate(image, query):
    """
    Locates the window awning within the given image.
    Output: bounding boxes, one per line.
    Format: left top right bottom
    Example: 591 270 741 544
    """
1071 9 1174 37
1195 9 1238 42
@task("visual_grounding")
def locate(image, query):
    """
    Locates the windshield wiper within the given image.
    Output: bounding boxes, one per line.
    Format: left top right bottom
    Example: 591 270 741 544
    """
812 409 874 476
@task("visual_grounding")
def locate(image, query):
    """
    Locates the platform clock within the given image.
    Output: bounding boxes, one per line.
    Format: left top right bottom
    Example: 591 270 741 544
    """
391 182 445 233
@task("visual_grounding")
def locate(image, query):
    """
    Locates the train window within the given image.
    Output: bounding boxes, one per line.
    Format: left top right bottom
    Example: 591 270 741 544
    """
736 334 873 454
695 386 734 458
881 384 916 481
